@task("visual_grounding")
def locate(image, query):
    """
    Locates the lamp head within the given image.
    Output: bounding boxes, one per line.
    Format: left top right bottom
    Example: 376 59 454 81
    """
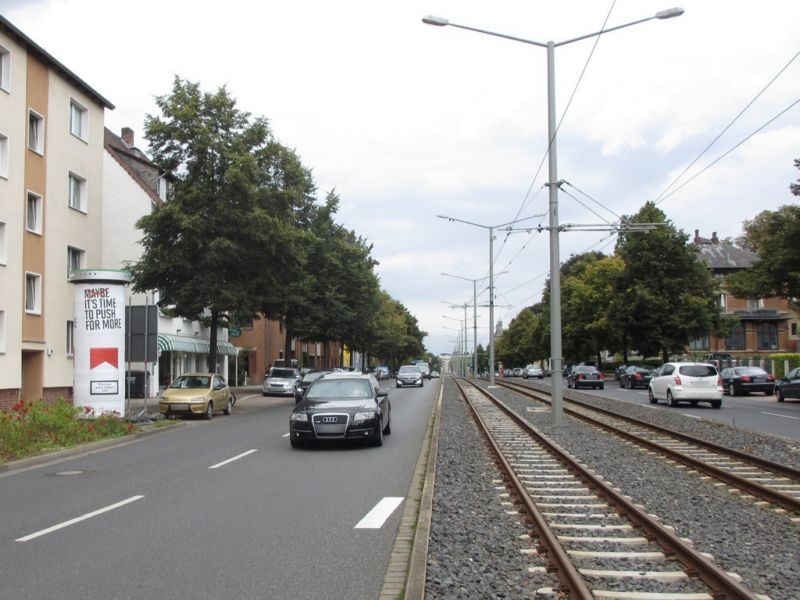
655 7 684 19
422 15 450 26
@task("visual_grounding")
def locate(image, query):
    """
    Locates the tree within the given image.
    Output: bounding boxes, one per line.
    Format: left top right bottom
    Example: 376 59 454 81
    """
129 77 301 372
614 202 723 362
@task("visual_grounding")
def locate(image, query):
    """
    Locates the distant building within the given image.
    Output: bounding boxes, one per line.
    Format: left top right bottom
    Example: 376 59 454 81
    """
0 16 114 407
691 230 800 357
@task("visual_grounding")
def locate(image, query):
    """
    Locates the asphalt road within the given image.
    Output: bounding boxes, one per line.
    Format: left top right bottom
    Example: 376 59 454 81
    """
516 376 800 441
0 380 438 600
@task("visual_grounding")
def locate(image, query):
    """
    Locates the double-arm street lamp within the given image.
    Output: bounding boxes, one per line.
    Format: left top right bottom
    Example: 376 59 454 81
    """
426 7 683 424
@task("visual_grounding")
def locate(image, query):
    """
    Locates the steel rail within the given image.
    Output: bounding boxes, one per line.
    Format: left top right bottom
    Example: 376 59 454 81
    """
459 377 760 599
497 378 800 514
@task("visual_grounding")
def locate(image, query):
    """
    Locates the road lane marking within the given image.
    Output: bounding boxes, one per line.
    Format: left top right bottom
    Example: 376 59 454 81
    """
208 449 258 469
355 497 404 529
762 411 800 420
283 432 290 437
681 414 702 419
16 495 144 542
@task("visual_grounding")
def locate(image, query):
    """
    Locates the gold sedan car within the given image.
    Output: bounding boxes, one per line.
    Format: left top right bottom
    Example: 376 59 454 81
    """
159 373 235 419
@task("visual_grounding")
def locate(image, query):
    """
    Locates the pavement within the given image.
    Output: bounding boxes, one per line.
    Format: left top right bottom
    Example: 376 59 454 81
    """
124 385 275 421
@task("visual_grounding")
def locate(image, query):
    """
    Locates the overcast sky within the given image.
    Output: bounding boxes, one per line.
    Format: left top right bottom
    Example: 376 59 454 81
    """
3 0 798 356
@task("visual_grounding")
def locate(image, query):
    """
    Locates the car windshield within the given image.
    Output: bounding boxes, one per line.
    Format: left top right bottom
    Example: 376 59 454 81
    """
169 375 210 389
735 367 768 376
302 372 326 383
269 369 296 378
399 366 420 374
576 366 598 373
306 379 373 399
679 365 717 377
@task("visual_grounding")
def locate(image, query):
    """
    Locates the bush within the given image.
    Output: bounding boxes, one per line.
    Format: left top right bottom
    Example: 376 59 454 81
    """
0 399 137 462
768 353 800 379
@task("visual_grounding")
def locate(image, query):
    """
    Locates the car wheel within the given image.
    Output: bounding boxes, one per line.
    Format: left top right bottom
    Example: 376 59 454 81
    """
648 388 657 404
262 392 268 397
766 386 775 396
599 384 604 390
204 402 214 420
370 422 384 447
383 412 392 435
667 390 678 407
628 379 634 390
396 383 401 388
728 383 736 397
290 437 304 449
777 389 785 402
711 400 722 409
223 397 233 415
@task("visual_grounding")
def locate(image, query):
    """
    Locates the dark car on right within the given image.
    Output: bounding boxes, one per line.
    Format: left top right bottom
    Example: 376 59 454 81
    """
776 367 800 402
618 366 653 389
566 365 604 390
720 366 775 396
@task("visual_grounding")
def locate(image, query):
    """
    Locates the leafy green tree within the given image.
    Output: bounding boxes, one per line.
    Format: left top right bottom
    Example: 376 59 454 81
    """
614 202 723 362
130 77 300 372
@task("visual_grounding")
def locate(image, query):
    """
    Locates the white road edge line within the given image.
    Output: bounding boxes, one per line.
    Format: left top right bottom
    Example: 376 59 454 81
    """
283 433 290 438
16 495 145 542
209 449 258 469
762 411 800 420
355 497 404 529
681 413 702 419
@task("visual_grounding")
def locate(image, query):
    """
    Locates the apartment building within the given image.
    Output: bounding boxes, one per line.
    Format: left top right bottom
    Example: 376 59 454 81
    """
0 16 114 407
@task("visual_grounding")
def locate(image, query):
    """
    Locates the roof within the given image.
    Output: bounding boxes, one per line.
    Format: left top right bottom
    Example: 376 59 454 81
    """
104 128 164 206
0 15 114 109
695 241 757 270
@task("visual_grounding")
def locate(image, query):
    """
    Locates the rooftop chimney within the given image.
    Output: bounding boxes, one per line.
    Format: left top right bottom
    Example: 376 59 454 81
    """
711 232 718 244
694 229 700 244
121 127 134 148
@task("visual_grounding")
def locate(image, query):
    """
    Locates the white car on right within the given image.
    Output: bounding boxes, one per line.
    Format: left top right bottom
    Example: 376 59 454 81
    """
648 362 723 409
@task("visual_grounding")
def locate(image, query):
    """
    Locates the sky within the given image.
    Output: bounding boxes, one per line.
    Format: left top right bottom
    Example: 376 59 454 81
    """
2 0 798 356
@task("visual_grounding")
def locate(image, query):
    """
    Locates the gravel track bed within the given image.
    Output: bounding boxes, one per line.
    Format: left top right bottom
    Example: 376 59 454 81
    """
424 378 800 598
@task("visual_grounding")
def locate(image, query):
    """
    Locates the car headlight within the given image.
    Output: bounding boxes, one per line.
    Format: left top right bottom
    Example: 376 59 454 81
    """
291 413 308 422
353 411 376 422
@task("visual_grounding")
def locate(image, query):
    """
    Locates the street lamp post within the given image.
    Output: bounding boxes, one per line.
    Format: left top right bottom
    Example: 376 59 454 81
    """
442 315 466 376
425 7 683 423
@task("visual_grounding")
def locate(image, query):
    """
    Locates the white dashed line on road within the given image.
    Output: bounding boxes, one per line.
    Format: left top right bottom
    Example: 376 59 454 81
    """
762 411 800 420
16 495 145 542
355 497 404 529
208 449 258 469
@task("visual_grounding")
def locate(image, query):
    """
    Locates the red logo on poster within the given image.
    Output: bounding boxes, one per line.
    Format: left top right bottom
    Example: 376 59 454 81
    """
90 347 118 370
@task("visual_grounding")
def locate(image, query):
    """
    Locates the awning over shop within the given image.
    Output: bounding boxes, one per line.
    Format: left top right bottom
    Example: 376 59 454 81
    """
157 333 239 356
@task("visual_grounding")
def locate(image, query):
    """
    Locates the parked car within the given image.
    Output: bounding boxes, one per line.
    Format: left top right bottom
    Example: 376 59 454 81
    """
566 366 604 389
159 372 234 419
775 367 800 402
294 370 330 402
373 366 391 380
262 367 301 397
618 366 653 390
510 367 523 377
522 364 544 379
614 365 628 380
430 370 440 379
396 365 424 388
413 361 432 379
648 362 722 408
720 367 775 396
289 373 391 448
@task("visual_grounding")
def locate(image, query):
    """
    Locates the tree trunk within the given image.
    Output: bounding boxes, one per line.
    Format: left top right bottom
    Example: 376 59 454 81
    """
208 310 219 373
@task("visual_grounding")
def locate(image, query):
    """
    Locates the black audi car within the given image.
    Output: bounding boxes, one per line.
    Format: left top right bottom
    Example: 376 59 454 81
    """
289 374 391 448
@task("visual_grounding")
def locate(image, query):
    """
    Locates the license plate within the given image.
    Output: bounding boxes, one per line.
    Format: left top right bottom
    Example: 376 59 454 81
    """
171 403 189 411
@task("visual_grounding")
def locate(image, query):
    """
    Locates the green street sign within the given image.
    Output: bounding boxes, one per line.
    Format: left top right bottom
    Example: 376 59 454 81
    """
229 327 242 337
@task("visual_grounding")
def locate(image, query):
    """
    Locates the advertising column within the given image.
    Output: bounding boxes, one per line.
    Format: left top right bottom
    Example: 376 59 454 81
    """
70 270 132 415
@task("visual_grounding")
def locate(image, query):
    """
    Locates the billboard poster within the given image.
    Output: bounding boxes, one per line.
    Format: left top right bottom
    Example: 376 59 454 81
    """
71 270 131 415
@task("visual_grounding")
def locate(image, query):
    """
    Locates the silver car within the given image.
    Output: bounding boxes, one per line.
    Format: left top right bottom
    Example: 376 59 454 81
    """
262 367 301 397
396 365 423 388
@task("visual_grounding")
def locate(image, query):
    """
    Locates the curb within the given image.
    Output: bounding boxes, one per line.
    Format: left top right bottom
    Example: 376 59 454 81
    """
379 380 443 600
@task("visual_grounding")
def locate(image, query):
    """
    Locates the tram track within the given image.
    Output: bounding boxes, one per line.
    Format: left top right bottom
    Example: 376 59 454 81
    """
493 378 800 519
454 377 765 599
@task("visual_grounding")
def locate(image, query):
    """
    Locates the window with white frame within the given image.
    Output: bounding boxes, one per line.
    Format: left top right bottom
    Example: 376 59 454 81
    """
747 297 765 312
0 221 6 265
66 320 74 356
68 172 86 211
69 99 88 140
26 192 42 234
67 245 85 277
28 110 44 154
0 133 8 178
0 45 9 92
157 176 168 200
0 310 6 353
25 272 42 314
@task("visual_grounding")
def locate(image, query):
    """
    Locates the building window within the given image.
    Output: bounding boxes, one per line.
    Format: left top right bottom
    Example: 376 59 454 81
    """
69 99 88 140
747 297 765 312
68 172 87 212
792 322 798 337
0 221 6 265
66 320 74 356
26 192 43 234
756 322 778 350
157 176 168 200
25 272 42 314
688 335 710 351
0 309 6 353
719 293 727 311
725 323 746 351
0 45 9 92
28 110 44 154
0 132 8 178
67 245 85 277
